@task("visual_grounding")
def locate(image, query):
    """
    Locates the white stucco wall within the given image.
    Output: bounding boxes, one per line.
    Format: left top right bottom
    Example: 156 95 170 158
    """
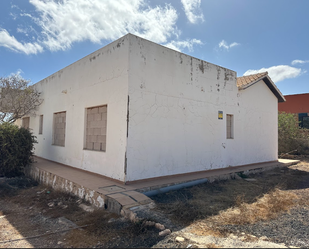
18 33 278 183
235 80 278 165
125 35 278 182
24 36 130 182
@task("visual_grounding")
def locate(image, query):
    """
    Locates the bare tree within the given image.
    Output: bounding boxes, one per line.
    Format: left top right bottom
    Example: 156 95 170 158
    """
0 74 43 123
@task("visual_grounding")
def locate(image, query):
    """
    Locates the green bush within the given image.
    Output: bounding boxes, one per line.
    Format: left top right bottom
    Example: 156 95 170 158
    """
278 112 309 155
0 123 37 177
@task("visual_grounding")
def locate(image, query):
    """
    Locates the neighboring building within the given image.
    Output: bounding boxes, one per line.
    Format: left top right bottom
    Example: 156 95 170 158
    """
16 34 285 184
278 93 309 129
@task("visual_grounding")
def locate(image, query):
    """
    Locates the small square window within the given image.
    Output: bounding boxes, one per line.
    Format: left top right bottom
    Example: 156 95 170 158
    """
39 115 43 134
84 105 107 151
226 114 234 139
53 111 66 146
22 117 30 129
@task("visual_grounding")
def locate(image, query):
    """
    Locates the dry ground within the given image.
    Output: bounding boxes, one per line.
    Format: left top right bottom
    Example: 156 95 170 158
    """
1 157 309 248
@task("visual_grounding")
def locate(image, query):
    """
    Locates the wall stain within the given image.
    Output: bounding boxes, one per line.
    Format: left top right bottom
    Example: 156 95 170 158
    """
190 58 193 81
89 56 96 62
199 61 204 73
217 67 221 80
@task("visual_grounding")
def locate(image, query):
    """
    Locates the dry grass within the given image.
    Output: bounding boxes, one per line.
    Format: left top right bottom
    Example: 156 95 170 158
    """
212 188 298 225
154 162 309 228
205 242 220 248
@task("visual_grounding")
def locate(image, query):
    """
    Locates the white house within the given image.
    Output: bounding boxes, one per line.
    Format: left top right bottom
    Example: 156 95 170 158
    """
17 34 285 184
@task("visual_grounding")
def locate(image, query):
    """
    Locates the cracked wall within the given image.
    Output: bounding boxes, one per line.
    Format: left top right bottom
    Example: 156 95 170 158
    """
125 35 278 182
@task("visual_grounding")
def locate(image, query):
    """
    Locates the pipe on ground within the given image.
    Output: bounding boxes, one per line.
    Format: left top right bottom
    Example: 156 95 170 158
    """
143 178 208 197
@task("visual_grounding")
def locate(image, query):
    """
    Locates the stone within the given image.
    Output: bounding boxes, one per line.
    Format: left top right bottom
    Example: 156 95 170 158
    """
244 178 257 182
155 223 165 231
79 204 95 212
159 229 171 237
234 174 242 180
260 236 268 241
239 236 246 241
228 233 238 240
48 202 54 207
108 218 116 223
144 221 156 227
176 236 185 242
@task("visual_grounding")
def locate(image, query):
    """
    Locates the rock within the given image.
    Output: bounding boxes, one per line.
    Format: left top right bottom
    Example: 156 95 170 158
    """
48 202 54 207
144 221 156 227
239 236 246 241
155 223 165 231
260 236 268 241
234 174 242 180
57 241 63 245
159 229 171 237
79 203 94 212
228 233 238 240
176 236 185 242
245 178 257 182
108 218 116 223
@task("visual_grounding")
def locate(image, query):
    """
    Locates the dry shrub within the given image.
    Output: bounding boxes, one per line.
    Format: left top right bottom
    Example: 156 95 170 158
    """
213 188 298 225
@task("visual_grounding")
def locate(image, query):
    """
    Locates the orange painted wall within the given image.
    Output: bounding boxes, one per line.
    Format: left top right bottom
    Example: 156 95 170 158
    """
278 93 309 113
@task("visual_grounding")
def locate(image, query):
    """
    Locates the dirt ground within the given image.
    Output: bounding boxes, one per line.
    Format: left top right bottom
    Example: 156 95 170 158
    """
1 157 309 248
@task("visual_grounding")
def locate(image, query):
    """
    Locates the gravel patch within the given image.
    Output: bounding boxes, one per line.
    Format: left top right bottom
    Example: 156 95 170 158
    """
222 206 309 248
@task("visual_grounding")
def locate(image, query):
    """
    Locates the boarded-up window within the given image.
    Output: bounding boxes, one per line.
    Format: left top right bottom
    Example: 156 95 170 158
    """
53 112 66 146
84 105 107 151
226 114 234 139
22 117 30 129
39 115 43 134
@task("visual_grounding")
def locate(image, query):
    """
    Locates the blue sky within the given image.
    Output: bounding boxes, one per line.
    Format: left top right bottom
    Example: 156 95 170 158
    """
0 0 308 95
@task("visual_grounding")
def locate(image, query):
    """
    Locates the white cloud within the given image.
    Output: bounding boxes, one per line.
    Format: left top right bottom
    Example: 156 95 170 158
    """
218 40 240 50
1 0 204 55
291 59 309 65
20 13 33 19
164 39 203 52
243 65 304 83
0 29 43 54
29 0 179 51
9 69 24 77
181 0 204 24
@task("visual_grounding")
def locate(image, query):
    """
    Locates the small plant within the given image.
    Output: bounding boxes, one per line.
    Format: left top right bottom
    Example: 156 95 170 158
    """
0 122 37 177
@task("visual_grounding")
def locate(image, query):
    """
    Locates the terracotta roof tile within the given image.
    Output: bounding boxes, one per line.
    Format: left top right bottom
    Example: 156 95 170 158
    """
237 72 268 88
236 71 285 103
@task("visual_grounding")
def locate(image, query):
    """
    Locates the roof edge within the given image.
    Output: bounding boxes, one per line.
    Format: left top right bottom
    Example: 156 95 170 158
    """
239 74 286 103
